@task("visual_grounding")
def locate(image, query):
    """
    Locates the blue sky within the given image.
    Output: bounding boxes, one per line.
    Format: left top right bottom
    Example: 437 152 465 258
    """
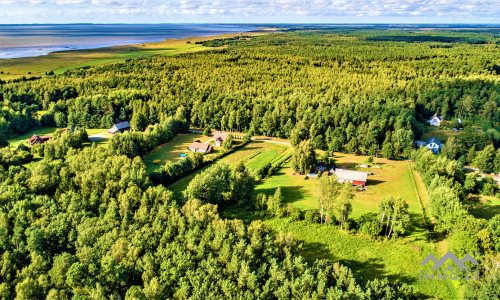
0 0 498 24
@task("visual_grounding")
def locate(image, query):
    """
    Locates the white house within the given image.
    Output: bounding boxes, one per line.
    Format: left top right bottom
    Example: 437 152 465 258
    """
428 114 443 127
415 137 443 154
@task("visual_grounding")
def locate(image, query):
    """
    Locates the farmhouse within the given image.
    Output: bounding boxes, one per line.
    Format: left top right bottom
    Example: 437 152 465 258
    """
334 169 368 186
188 140 213 153
28 134 51 146
108 121 131 134
415 137 443 154
427 114 443 127
213 131 229 147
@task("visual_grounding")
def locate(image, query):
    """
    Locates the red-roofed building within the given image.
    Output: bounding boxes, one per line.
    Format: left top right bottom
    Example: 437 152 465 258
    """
28 134 52 147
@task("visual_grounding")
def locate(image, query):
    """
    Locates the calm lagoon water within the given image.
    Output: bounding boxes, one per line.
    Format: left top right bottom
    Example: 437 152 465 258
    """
0 24 256 59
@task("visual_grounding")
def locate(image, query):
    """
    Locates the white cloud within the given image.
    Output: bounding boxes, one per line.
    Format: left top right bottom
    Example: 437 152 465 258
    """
1 0 499 23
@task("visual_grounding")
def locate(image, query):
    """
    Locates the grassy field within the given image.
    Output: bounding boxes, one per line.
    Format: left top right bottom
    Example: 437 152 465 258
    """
168 141 290 199
252 217 457 298
255 153 431 240
143 133 213 173
0 32 264 80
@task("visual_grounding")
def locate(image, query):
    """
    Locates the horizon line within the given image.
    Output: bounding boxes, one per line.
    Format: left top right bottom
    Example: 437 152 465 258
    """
0 22 499 26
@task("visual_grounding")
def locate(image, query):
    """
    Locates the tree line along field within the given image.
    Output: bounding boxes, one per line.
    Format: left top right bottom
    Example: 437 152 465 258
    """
0 26 499 298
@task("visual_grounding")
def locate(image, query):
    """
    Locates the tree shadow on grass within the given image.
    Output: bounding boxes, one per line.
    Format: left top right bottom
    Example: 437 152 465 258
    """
256 185 311 205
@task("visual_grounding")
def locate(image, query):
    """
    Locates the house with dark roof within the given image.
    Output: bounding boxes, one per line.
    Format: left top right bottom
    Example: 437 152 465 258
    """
213 131 229 147
28 134 52 147
108 121 131 134
415 137 443 154
188 140 213 153
334 169 368 186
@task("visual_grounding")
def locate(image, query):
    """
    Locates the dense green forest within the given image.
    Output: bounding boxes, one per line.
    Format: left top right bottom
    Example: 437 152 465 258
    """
0 27 499 298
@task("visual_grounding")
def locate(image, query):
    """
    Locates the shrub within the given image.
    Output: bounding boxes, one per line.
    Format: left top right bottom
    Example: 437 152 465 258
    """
153 160 161 165
304 210 320 224
360 220 383 236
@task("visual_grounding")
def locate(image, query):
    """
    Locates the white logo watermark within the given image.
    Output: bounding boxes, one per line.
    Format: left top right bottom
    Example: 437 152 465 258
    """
419 251 479 281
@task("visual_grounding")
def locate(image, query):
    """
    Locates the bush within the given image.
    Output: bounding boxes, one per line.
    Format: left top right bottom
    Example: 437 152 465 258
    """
284 204 301 221
153 160 161 165
304 210 320 224
360 220 383 236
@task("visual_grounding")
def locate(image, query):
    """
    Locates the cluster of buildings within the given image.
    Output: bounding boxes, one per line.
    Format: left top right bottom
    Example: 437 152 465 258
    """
188 131 229 153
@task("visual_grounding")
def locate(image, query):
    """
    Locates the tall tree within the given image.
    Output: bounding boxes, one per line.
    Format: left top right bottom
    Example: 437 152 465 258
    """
292 140 317 175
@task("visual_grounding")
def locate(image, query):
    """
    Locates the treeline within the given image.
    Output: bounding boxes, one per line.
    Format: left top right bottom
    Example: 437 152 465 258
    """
413 147 500 297
1 29 499 157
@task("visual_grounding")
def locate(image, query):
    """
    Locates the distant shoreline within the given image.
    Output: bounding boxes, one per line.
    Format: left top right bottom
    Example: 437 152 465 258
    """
0 28 273 80
0 24 260 60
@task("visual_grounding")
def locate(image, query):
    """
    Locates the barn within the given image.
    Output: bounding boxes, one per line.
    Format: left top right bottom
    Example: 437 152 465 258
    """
333 169 368 186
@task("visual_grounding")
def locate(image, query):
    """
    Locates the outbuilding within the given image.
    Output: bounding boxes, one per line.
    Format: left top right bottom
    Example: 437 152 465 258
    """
334 169 368 186
108 121 131 134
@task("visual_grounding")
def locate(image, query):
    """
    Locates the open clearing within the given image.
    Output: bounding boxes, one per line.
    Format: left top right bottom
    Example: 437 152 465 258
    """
255 153 431 241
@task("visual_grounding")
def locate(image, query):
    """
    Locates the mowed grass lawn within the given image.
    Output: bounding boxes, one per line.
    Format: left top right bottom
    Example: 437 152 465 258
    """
143 133 212 173
168 142 290 200
255 153 431 241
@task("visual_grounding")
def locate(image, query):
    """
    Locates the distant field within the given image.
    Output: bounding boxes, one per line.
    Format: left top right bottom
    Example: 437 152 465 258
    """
0 32 263 80
143 133 212 173
255 153 431 240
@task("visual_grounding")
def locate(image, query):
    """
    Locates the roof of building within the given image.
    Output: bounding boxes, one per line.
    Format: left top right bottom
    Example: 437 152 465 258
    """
114 121 130 130
334 169 368 183
189 141 212 152
429 114 443 122
426 137 442 147
29 134 52 145
213 131 229 141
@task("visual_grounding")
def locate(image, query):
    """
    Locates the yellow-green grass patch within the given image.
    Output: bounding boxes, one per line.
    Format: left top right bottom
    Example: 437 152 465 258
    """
255 153 430 240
